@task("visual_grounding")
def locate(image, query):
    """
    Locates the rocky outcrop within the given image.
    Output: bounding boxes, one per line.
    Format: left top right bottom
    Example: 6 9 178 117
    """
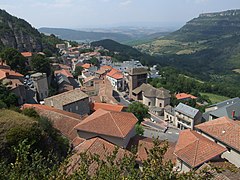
0 9 43 52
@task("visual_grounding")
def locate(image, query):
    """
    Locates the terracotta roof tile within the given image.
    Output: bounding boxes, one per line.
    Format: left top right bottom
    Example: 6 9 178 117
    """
176 93 197 100
100 65 112 72
195 116 240 151
106 68 123 79
55 69 73 78
59 64 71 70
127 135 176 164
23 104 86 141
174 129 227 168
74 109 138 138
67 137 129 175
91 102 124 112
82 63 91 69
21 52 32 57
0 69 24 80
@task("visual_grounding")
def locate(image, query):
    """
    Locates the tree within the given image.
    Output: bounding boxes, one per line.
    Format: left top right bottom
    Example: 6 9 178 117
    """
0 83 18 108
127 102 150 123
89 57 100 67
0 48 27 74
0 138 217 179
31 54 51 76
135 124 144 135
73 66 83 78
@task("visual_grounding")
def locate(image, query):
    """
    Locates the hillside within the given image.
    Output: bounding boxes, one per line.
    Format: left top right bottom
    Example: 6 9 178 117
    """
39 27 132 43
0 9 64 52
91 39 158 65
136 9 240 81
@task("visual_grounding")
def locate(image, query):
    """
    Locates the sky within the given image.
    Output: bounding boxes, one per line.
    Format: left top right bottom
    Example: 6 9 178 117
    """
1 0 240 29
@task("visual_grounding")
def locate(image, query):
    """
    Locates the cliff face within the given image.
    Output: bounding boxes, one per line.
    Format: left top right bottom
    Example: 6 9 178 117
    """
0 10 43 52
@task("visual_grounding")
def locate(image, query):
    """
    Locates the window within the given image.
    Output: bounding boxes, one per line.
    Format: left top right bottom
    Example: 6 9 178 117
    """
148 102 151 106
69 108 72 112
90 81 94 86
76 106 78 110
159 103 162 107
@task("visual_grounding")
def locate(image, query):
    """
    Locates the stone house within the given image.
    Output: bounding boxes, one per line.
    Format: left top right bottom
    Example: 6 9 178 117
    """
44 89 90 116
0 67 26 105
195 116 240 168
106 68 124 91
132 83 171 115
174 129 226 172
81 76 101 96
31 72 49 101
164 105 176 124
175 103 202 130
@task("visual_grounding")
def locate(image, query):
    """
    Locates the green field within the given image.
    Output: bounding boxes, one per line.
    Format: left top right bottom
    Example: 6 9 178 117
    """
201 93 229 104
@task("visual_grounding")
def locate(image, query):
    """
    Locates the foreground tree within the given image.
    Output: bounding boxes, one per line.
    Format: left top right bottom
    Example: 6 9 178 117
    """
0 138 217 179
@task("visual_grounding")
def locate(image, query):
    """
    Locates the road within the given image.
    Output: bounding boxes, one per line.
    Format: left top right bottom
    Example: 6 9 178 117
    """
143 127 179 143
113 90 130 107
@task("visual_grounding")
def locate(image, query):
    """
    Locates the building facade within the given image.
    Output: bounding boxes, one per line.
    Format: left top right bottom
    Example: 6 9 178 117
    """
44 89 90 116
31 73 49 101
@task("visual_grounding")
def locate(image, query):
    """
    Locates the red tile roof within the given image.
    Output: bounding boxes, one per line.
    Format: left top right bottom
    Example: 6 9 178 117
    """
127 135 176 164
174 129 226 168
91 102 124 112
23 104 86 141
54 69 73 78
82 63 91 69
0 69 24 80
100 65 112 72
21 52 32 57
67 137 129 175
176 93 197 100
59 64 71 70
195 116 240 152
74 109 138 138
107 68 123 80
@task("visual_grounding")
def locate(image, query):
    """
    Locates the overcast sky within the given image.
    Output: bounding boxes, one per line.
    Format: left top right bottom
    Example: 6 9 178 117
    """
1 0 240 29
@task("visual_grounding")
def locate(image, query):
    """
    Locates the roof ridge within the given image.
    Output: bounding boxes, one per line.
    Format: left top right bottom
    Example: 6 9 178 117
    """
109 111 124 137
192 138 200 167
175 131 198 152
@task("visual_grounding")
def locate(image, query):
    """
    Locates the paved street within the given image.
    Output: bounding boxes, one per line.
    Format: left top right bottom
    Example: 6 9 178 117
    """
113 90 130 107
143 127 179 143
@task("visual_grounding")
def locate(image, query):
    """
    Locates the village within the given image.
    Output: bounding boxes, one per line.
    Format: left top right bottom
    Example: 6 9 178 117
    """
0 41 240 178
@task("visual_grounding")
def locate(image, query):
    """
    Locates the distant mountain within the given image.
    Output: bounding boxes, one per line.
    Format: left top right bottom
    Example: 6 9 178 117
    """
136 9 240 81
0 9 63 53
39 27 133 43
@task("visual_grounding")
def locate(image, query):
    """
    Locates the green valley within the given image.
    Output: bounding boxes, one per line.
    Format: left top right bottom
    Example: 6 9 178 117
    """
136 9 240 82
